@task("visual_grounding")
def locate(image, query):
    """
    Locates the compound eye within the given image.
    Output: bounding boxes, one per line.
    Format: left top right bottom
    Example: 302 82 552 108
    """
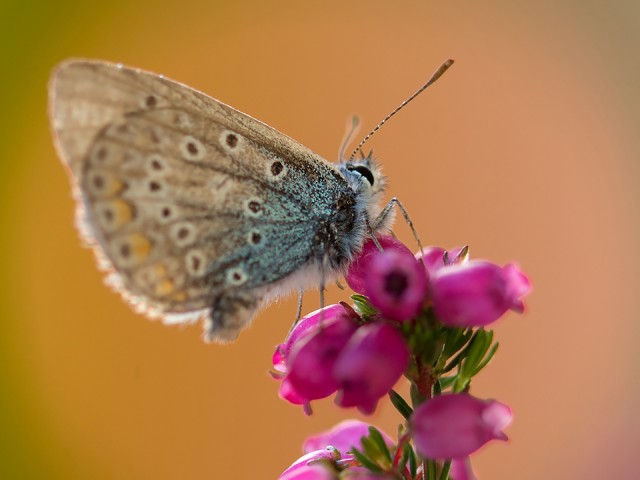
347 165 375 186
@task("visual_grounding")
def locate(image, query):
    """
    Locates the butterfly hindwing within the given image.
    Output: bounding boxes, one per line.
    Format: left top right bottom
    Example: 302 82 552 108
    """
50 60 350 340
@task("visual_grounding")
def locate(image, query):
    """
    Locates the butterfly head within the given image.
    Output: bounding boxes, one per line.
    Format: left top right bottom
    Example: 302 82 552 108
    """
339 152 389 231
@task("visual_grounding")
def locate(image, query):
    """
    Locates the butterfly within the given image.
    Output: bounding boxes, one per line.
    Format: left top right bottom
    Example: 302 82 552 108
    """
48 59 452 342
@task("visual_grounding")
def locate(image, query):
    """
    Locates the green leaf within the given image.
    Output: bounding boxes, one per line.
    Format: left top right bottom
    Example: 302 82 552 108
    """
351 294 378 316
361 436 379 462
444 328 474 357
428 460 437 479
460 329 492 378
439 376 457 389
398 447 409 474
439 460 452 480
433 379 442 396
351 448 383 473
472 341 499 376
410 383 423 408
404 442 417 478
388 390 413 420
368 427 392 464
453 376 470 393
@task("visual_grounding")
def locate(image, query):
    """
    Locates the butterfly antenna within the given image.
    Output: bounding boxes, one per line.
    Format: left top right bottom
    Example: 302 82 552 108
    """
348 59 454 161
339 115 360 163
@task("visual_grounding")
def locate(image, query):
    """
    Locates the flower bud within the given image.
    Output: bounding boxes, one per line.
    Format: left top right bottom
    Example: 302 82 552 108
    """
279 449 340 480
279 307 359 405
450 457 477 480
363 243 429 321
416 246 466 276
346 236 414 295
334 323 410 414
431 261 531 327
303 420 393 454
411 393 512 459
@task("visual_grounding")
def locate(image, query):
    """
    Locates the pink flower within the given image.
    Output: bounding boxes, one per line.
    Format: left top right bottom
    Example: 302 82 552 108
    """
411 393 512 459
416 246 466 277
279 449 340 480
334 323 410 414
346 236 414 295
303 420 394 454
273 304 351 374
274 304 409 413
284 312 359 404
450 457 478 480
430 261 531 327
364 246 429 321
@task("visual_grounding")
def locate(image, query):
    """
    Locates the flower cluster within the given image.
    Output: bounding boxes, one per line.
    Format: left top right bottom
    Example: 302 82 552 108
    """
274 235 531 479
273 303 409 414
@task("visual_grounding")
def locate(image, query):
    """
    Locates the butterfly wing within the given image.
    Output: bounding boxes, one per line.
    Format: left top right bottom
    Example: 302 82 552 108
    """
49 60 348 342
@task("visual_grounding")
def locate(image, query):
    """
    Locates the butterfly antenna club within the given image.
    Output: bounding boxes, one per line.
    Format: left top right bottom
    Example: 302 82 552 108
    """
348 59 454 161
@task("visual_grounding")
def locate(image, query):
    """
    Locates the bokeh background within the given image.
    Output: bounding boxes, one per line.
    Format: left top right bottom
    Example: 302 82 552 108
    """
1 0 639 478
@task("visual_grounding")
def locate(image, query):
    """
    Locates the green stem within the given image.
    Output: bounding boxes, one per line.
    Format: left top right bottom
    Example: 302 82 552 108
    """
439 460 451 480
427 459 437 479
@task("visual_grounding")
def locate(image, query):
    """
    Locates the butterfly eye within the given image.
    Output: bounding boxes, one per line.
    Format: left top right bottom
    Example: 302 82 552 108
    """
347 165 375 186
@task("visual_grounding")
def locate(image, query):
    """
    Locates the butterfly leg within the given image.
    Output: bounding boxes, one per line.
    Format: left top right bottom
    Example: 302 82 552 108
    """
205 292 260 343
372 197 425 256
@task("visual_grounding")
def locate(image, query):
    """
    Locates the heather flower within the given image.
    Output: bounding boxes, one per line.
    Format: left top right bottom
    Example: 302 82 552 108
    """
431 261 531 327
274 304 358 406
273 304 351 374
345 236 414 295
275 229 530 479
274 305 409 413
278 448 341 480
450 457 477 480
411 393 512 459
416 246 466 276
364 246 429 321
284 311 359 405
303 420 394 454
334 323 410 413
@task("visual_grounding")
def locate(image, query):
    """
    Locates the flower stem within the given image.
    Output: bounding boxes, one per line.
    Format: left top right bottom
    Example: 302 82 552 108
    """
439 460 451 480
416 359 434 401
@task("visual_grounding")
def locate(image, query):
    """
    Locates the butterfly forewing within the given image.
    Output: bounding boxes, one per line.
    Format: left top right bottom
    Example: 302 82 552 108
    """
49 60 348 337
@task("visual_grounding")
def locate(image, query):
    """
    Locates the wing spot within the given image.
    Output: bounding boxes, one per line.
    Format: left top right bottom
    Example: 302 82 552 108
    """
170 222 196 247
226 267 247 286
219 130 243 153
186 250 207 277
149 181 162 192
244 198 263 217
249 230 262 245
87 172 124 197
226 134 238 148
145 95 157 108
95 199 134 231
245 198 263 217
172 291 188 302
270 161 284 176
180 136 205 161
96 147 107 161
172 112 193 129
155 279 175 297
113 233 152 266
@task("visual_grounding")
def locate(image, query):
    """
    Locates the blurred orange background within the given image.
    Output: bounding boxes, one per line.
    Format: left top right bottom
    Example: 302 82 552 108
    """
1 0 638 478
